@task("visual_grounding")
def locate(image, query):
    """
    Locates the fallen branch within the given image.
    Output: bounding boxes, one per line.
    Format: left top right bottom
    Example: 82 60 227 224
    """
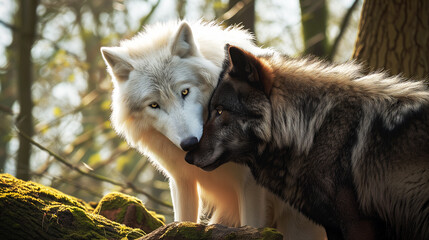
15 127 173 209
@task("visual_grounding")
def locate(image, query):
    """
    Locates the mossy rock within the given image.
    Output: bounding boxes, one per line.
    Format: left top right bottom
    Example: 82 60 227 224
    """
0 174 283 240
0 173 145 240
94 192 165 233
139 222 283 240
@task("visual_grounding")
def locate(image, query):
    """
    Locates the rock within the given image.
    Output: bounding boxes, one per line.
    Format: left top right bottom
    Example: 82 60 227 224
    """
139 222 283 240
94 192 165 233
0 173 145 239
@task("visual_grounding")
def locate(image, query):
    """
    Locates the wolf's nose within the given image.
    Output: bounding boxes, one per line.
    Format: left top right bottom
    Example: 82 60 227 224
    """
185 153 194 164
180 137 198 151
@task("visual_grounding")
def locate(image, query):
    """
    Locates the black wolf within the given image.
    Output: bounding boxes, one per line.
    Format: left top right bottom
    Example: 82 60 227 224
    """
186 45 429 240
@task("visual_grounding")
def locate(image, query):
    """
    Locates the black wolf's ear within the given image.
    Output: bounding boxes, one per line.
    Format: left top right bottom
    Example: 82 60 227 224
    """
171 22 199 58
227 45 273 95
100 47 134 82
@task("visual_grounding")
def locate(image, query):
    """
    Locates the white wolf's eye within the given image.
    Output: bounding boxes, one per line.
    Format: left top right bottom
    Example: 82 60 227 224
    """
181 88 189 98
149 103 159 109
216 106 223 116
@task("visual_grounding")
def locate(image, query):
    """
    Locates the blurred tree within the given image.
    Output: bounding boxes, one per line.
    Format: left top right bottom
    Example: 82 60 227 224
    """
328 0 361 60
0 90 13 171
177 0 186 19
300 0 361 59
353 0 429 79
0 22 16 171
225 0 255 36
16 0 39 181
299 0 328 57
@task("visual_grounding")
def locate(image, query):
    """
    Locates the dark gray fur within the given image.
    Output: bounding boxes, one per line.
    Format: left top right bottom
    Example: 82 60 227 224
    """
186 45 429 240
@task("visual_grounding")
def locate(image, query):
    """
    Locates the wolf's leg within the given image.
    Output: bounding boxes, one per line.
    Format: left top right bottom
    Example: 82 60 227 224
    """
239 179 267 227
325 227 344 240
170 178 199 222
276 204 327 240
169 179 180 220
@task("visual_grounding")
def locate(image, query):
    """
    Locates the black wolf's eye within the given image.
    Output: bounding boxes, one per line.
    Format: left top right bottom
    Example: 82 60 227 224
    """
181 88 189 98
149 102 160 109
215 106 223 116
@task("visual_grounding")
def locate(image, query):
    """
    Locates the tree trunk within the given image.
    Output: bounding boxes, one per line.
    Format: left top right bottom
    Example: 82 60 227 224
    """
177 0 186 19
141 222 283 240
0 35 16 171
226 0 255 36
353 0 429 79
299 0 328 57
16 0 38 180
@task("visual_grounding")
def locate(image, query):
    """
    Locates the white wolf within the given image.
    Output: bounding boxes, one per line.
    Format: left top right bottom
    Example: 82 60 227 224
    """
100 20 325 239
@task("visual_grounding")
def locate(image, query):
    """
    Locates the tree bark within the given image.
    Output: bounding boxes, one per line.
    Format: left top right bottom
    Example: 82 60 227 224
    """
0 36 16 171
353 0 429 79
140 222 283 240
16 0 38 180
299 0 328 57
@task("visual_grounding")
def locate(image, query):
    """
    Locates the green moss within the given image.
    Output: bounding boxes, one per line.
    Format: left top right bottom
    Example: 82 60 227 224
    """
224 232 237 240
0 174 145 239
149 210 166 223
0 173 91 211
136 203 144 222
260 227 283 240
94 192 164 233
161 222 213 239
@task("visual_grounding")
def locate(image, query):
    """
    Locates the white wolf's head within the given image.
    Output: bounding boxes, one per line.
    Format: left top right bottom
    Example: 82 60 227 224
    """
101 22 220 151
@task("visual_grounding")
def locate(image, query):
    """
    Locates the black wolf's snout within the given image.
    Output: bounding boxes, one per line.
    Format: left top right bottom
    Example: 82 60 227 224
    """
185 152 194 164
180 137 198 151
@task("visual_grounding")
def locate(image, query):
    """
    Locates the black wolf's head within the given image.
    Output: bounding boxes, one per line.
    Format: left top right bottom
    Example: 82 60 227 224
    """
185 45 273 171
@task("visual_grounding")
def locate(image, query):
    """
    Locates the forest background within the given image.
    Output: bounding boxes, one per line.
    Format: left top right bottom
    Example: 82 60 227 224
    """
1 0 427 222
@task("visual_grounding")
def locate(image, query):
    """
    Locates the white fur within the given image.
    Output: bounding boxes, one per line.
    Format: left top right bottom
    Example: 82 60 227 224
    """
101 20 325 239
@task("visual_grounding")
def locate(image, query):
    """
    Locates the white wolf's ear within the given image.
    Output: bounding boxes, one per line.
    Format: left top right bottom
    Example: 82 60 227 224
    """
171 22 199 58
100 46 134 82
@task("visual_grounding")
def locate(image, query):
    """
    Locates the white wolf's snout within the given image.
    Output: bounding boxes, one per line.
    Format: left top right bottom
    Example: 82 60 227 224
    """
164 103 204 151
